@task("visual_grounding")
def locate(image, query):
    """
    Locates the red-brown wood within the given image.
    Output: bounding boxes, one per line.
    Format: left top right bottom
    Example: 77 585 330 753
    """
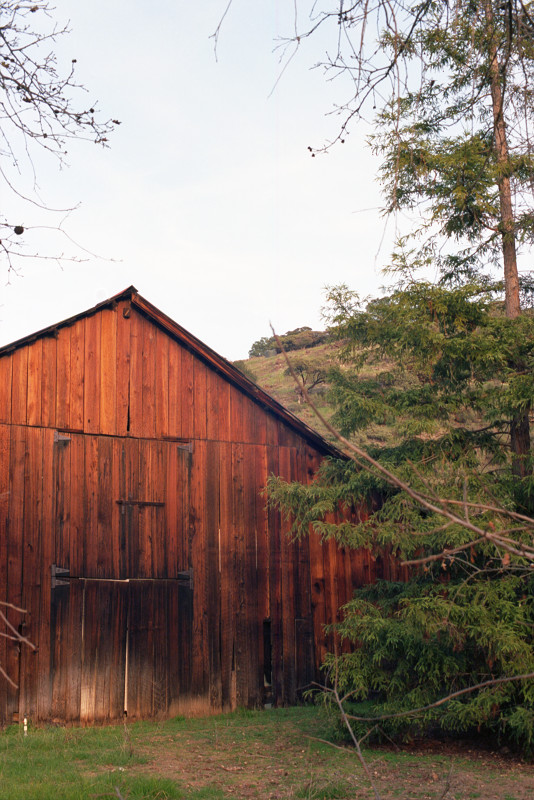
0 356 13 425
26 341 42 427
100 309 117 436
56 327 71 430
40 338 56 428
11 347 28 426
0 292 405 724
70 319 85 431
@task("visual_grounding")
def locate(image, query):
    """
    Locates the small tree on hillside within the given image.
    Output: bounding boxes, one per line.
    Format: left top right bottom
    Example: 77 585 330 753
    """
284 359 327 403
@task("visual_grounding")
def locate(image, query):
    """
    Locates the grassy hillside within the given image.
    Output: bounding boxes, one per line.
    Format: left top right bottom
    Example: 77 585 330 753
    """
234 329 399 447
236 340 341 440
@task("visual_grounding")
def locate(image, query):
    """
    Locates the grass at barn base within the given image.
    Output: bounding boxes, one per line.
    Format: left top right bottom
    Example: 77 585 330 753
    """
0 706 532 799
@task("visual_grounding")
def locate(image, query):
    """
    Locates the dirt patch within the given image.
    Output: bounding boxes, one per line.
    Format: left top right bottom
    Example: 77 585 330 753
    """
119 712 534 799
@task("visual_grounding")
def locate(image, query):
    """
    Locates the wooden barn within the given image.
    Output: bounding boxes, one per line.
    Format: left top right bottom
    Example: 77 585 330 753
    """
0 286 384 725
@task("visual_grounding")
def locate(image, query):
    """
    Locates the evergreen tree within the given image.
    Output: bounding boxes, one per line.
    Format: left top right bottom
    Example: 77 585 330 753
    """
268 280 534 752
267 0 534 752
282 0 534 470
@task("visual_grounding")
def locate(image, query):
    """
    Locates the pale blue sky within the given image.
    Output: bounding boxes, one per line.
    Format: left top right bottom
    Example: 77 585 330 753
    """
1 1 392 359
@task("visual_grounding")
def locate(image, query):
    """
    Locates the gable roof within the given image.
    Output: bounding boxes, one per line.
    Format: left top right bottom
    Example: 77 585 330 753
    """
0 286 341 457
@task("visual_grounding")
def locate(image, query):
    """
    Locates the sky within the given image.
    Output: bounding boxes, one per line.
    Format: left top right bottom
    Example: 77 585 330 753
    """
0 1 395 360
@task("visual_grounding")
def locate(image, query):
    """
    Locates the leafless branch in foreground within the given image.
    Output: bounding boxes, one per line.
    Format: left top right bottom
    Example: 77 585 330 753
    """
0 1 119 275
0 600 35 689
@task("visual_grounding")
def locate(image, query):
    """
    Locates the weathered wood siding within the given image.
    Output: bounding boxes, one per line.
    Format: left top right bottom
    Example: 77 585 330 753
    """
0 297 400 724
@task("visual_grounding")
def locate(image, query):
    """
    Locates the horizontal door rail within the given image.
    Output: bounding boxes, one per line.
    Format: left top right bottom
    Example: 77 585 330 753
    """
116 500 165 508
51 564 192 589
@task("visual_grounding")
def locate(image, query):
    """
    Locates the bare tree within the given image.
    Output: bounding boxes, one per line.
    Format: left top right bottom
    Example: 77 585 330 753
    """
0 1 118 274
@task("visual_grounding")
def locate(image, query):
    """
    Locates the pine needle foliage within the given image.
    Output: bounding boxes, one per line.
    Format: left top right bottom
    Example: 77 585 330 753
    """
265 0 534 754
267 280 534 753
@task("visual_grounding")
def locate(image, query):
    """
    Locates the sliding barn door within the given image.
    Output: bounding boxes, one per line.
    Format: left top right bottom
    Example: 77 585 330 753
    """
49 433 192 722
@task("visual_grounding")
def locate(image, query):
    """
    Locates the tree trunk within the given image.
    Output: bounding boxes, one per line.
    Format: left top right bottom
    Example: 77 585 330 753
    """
485 0 531 476
485 1 521 318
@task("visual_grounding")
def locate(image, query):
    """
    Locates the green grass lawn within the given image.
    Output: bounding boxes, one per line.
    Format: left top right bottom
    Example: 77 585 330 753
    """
0 707 531 800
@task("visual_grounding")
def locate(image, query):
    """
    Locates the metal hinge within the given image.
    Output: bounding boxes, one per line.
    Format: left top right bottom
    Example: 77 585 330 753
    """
51 564 70 589
176 570 193 588
177 441 193 453
54 431 71 444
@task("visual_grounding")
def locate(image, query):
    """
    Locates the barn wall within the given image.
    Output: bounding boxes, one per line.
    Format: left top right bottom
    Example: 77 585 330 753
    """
0 300 303 448
0 300 403 724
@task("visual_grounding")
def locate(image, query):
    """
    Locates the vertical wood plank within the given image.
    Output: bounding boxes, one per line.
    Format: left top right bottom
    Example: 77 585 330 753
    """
265 412 279 447
242 443 260 706
152 582 169 715
83 435 99 576
56 327 71 430
6 425 26 715
19 427 43 719
151 441 167 578
216 379 231 443
120 437 137 579
167 340 182 438
11 347 28 425
100 309 117 436
229 386 244 443
40 337 57 428
84 316 101 433
306 447 328 673
141 318 156 438
206 440 222 711
50 586 76 721
180 348 194 439
267 445 282 705
279 446 296 704
254 444 270 702
96 436 113 577
165 443 179 577
155 328 169 438
295 447 315 690
231 442 247 706
69 320 85 431
253 403 267 446
68 434 84 577
116 303 131 436
192 359 207 440
128 312 143 437
189 440 208 698
54 435 71 575
206 369 219 442
218 440 235 709
0 355 13 424
26 340 42 427
37 428 55 720
242 396 256 445
0 424 11 722
177 446 193 700
111 437 122 579
138 438 152 577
